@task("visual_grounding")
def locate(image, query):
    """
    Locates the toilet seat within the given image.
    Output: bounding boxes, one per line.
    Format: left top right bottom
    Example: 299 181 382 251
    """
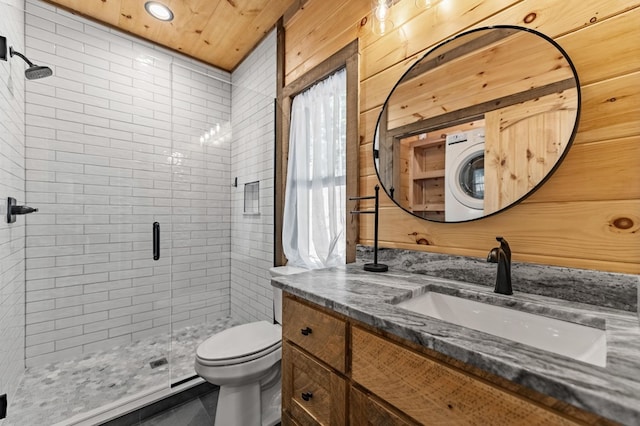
196 321 282 366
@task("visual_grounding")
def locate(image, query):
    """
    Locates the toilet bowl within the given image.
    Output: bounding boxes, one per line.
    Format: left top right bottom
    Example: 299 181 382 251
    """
194 265 307 426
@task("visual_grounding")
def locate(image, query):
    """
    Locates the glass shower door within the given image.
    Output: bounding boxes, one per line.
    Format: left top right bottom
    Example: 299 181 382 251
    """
168 61 234 383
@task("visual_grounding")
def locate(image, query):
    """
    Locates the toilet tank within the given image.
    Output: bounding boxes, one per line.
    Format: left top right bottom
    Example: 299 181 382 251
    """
269 266 308 324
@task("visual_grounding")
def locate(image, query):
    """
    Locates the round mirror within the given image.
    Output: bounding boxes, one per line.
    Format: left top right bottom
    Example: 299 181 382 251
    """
373 26 580 222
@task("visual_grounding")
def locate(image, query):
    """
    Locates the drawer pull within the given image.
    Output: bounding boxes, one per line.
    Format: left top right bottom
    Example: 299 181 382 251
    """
301 392 313 401
301 327 313 336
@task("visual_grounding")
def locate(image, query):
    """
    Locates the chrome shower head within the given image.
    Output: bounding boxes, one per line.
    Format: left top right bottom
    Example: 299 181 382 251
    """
9 47 53 80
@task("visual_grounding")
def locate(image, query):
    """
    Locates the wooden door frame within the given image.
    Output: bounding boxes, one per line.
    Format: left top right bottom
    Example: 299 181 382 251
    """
274 23 359 266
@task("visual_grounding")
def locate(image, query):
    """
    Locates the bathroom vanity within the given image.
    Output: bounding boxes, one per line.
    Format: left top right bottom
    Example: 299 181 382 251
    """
272 266 640 425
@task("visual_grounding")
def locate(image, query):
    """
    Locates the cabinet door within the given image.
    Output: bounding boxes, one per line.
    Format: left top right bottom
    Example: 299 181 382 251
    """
282 341 347 425
283 296 346 372
351 386 418 426
351 326 580 425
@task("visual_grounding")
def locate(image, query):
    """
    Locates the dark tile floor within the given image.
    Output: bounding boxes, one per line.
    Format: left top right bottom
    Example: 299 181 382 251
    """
101 383 218 426
117 386 283 426
138 389 218 426
141 400 211 425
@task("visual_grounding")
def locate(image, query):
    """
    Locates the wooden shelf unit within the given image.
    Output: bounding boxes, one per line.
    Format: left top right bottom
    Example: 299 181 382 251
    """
405 135 446 221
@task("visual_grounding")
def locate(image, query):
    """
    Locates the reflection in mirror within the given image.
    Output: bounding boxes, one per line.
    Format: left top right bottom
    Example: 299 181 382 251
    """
374 26 580 222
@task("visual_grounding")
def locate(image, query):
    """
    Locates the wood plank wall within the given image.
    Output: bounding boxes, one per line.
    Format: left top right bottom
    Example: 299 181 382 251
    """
283 0 640 274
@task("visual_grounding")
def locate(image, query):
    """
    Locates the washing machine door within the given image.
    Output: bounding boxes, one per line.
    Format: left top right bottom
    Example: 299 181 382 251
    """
451 145 484 210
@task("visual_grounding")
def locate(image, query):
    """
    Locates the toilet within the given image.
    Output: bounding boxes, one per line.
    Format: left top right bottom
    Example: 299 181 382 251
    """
194 265 307 426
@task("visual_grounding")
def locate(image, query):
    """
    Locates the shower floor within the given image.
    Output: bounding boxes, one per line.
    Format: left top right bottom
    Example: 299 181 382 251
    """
4 317 239 426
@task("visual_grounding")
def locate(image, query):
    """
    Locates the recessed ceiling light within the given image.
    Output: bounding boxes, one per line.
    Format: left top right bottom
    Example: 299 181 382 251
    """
144 1 174 22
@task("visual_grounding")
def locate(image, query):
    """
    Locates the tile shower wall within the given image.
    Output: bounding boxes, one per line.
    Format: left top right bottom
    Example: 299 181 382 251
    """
23 0 232 366
229 31 277 322
0 0 26 405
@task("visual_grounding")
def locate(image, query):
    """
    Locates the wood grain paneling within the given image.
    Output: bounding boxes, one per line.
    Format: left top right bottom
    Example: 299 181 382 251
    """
362 71 638 149
284 0 639 273
359 0 638 82
361 8 640 118
350 386 418 426
359 0 519 81
275 18 286 267
282 411 302 426
43 0 297 71
283 0 369 85
351 326 581 425
283 296 347 372
556 7 640 85
484 91 577 213
360 199 640 272
529 137 640 203
362 134 640 205
577 72 640 143
360 105 381 143
282 342 347 425
385 31 576 132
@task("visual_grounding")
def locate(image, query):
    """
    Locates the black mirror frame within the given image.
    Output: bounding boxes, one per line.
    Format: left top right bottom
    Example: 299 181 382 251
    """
373 25 581 223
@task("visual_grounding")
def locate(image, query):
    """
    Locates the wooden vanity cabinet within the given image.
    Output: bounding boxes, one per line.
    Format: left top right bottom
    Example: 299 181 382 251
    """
281 293 598 426
351 327 582 425
350 386 417 426
282 295 347 425
282 342 347 425
282 294 347 373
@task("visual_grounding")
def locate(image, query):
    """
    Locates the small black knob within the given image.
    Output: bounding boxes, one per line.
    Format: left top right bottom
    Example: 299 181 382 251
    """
300 327 312 336
301 392 313 401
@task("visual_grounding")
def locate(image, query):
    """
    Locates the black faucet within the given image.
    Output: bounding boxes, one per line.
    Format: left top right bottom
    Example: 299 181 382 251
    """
487 236 512 295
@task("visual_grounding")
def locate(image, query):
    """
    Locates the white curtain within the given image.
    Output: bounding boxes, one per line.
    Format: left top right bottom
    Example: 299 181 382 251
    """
283 68 347 269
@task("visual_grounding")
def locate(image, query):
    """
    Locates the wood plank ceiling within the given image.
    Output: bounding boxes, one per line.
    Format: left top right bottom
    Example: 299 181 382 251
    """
42 0 297 71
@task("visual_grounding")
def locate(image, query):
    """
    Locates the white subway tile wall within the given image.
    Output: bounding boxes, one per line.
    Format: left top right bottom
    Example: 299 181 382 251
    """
23 0 233 366
0 0 27 405
230 31 277 323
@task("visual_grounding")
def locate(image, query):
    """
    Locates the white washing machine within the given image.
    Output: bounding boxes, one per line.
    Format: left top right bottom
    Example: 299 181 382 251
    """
444 128 485 222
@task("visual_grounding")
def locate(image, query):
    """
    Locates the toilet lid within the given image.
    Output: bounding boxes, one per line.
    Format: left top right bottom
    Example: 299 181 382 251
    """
197 321 282 363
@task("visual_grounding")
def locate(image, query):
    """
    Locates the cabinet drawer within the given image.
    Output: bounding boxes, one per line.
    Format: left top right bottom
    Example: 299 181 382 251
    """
283 296 346 372
351 327 580 425
282 342 347 425
351 386 418 426
282 411 302 426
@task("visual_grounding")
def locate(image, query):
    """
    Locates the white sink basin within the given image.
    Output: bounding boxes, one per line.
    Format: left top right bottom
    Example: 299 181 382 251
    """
396 292 607 367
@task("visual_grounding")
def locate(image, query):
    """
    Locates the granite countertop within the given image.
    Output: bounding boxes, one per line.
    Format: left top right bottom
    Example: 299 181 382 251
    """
271 265 640 425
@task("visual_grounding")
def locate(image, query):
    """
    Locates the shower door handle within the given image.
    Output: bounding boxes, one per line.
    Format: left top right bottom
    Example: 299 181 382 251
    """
153 222 160 260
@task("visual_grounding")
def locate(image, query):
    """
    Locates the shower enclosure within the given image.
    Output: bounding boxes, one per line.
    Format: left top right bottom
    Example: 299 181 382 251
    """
0 0 277 424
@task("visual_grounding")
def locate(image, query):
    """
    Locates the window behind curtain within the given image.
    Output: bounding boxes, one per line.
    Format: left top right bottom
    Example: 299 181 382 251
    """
282 68 347 269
